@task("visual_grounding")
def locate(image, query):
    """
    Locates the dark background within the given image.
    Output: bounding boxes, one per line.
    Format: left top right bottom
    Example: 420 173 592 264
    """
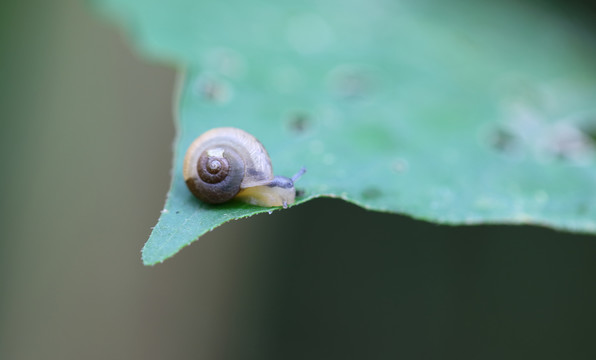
1 0 596 359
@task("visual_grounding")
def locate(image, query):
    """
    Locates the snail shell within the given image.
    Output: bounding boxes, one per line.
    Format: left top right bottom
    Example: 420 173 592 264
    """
183 127 303 208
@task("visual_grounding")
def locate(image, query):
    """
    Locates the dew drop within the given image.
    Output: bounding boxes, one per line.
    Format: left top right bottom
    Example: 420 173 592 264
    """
486 126 519 154
392 158 409 173
271 65 303 93
361 187 382 200
286 13 334 54
203 47 246 78
327 64 373 99
323 153 335 165
194 73 233 104
541 122 594 164
309 140 324 154
287 112 310 133
533 190 548 204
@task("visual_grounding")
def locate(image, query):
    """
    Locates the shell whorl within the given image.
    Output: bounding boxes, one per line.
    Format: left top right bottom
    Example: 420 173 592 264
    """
183 128 274 204
197 148 231 184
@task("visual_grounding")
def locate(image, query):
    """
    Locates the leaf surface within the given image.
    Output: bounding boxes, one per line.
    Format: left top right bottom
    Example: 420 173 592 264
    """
93 0 596 264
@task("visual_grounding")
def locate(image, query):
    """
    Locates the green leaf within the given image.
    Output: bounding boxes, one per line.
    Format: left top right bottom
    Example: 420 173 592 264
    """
93 0 596 265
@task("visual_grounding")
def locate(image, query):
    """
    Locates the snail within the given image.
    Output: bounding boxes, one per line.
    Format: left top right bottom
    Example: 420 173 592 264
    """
183 127 305 208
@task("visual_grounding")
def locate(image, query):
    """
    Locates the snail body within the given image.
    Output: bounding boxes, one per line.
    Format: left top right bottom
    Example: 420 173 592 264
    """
183 127 304 208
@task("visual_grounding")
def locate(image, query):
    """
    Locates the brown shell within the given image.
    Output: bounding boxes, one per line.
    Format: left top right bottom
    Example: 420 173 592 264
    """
183 127 274 204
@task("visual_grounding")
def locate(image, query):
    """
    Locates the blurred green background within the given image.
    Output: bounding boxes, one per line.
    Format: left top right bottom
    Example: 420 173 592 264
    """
1 0 596 359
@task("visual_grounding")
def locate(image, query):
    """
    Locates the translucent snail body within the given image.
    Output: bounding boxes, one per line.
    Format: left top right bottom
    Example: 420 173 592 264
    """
183 127 304 208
